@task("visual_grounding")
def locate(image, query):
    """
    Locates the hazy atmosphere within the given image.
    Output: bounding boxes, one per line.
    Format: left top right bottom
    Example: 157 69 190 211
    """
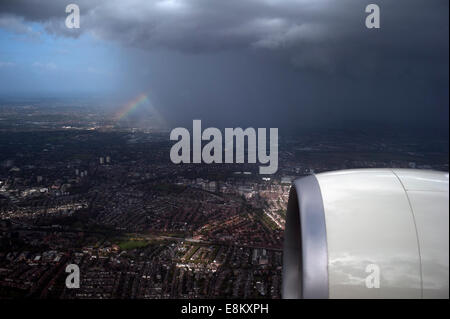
0 0 448 134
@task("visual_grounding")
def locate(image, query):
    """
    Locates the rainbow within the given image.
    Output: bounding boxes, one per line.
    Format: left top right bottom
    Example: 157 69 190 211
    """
114 93 150 121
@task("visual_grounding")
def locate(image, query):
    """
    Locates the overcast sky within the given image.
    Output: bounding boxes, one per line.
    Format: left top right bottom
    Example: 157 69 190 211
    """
0 0 448 135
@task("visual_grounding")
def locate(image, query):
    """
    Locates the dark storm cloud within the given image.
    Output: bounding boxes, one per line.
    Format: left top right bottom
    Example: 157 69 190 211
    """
1 1 447 66
1 0 448 133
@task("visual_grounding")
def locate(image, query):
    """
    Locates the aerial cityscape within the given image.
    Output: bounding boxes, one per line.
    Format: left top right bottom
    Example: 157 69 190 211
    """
0 0 448 302
0 101 447 299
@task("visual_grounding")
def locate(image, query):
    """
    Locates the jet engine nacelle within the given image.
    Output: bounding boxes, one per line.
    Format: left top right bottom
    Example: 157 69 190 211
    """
282 169 449 299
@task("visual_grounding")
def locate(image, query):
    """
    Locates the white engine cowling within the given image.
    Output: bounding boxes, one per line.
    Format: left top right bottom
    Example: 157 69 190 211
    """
282 169 449 299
